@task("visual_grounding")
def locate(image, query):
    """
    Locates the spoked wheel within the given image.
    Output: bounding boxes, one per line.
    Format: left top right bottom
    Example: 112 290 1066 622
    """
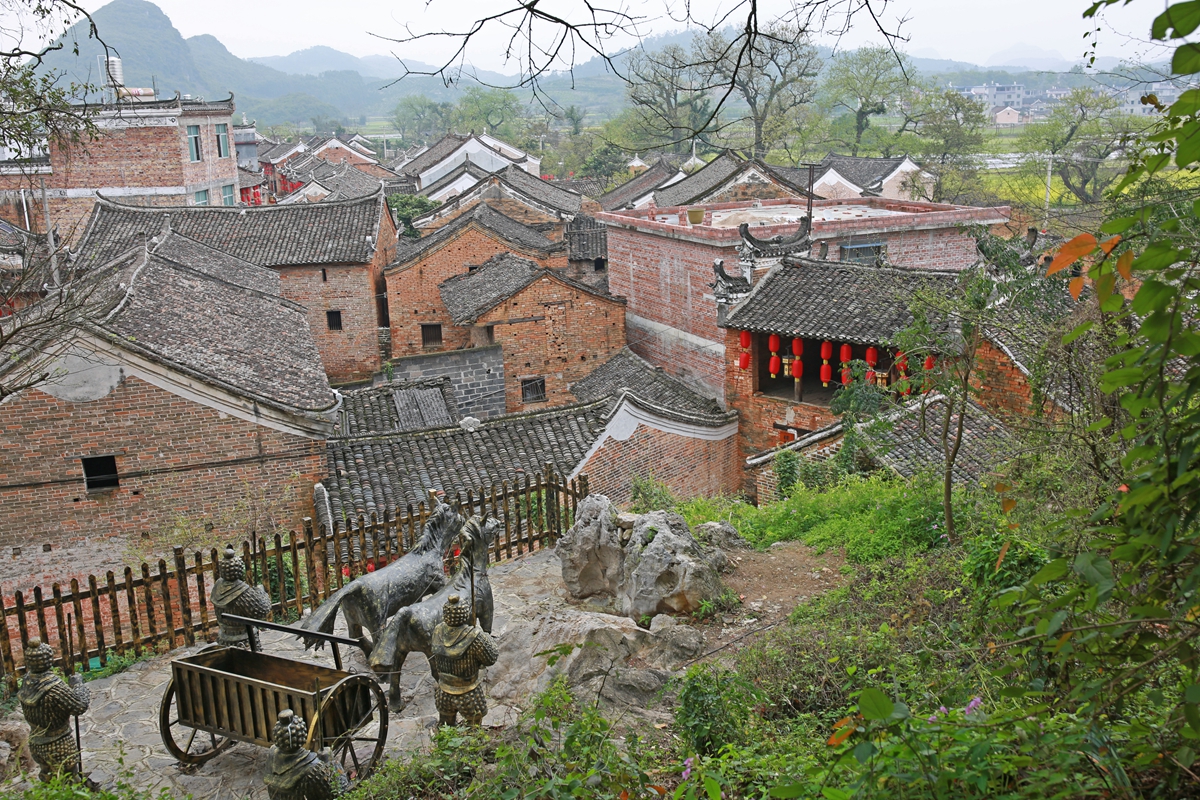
306 674 388 783
159 679 233 765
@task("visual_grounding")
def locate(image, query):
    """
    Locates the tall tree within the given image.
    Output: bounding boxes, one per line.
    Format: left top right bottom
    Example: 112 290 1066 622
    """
454 87 523 137
392 95 453 144
698 23 822 159
822 46 913 156
908 89 988 203
562 105 586 136
625 44 713 154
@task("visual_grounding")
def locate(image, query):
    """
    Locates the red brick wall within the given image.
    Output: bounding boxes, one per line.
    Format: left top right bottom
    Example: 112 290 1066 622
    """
476 275 626 412
314 146 375 166
825 227 979 272
974 337 1035 416
421 198 564 235
581 422 739 505
0 376 322 592
386 226 567 359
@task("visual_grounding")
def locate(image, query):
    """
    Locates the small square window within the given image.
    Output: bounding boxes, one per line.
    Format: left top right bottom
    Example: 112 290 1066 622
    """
194 189 209 206
215 123 230 158
82 455 119 492
326 310 343 330
593 257 607 272
521 377 547 404
221 184 235 206
421 324 443 348
186 125 202 162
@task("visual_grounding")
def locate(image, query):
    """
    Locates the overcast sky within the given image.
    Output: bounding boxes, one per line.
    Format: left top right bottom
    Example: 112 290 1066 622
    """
78 0 1168 70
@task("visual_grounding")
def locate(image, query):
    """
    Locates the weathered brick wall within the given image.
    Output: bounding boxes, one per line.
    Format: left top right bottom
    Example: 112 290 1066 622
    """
421 198 564 235
476 275 626 412
580 422 740 505
386 345 507 419
974 337 1036 416
313 146 374 166
0 376 322 592
387 226 567 359
278 262 380 385
703 177 795 204
825 227 979 272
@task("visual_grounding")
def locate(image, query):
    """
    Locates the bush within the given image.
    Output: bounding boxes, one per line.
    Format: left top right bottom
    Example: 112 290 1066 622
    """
628 474 678 514
675 663 756 756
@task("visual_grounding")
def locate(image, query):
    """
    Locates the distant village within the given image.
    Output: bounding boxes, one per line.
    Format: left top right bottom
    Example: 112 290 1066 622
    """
0 55 1074 594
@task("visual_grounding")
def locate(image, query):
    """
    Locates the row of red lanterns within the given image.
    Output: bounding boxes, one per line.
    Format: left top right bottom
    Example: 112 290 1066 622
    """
738 332 934 390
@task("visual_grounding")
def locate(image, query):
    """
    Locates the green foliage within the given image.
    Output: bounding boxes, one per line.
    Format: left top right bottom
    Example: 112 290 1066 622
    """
962 529 1048 590
16 752 175 800
675 664 756 756
773 450 800 497
692 588 742 621
628 474 678 514
386 194 441 238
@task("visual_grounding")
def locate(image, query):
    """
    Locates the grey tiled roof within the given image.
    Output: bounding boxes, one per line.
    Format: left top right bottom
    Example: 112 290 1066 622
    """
416 161 493 198
598 159 682 211
653 152 746 207
396 133 470 176
499 165 583 213
864 396 1012 485
75 192 387 269
151 231 280 295
550 177 605 197
571 348 726 419
390 203 562 269
565 215 607 261
818 153 910 192
91 246 335 413
720 257 957 344
439 253 543 324
337 377 459 437
281 159 396 200
323 399 611 522
238 167 265 189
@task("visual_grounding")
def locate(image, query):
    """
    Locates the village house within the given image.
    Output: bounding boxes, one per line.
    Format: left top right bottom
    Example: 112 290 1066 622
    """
72 189 397 384
0 94 240 241
808 154 931 200
389 133 542 195
438 253 627 411
648 152 816 207
0 231 336 590
598 196 1010 400
257 139 309 195
598 158 688 211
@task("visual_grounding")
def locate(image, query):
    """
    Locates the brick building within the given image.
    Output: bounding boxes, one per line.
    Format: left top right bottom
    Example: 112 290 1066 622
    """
598 196 1009 400
0 94 240 242
0 232 336 590
597 158 687 212
439 253 627 411
385 203 567 358
808 154 931 200
73 190 397 384
648 152 815 208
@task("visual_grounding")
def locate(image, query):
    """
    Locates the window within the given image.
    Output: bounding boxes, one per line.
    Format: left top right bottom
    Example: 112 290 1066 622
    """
840 243 885 264
521 377 547 404
221 184 235 206
186 125 202 161
326 310 343 330
82 456 119 492
193 189 209 206
321 268 328 282
215 123 229 158
484 325 495 344
593 257 607 272
421 324 443 348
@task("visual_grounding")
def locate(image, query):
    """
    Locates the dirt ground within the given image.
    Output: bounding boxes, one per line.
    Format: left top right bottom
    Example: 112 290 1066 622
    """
690 541 847 662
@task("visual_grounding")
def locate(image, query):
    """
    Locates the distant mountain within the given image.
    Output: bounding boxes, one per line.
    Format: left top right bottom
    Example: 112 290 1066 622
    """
251 46 378 77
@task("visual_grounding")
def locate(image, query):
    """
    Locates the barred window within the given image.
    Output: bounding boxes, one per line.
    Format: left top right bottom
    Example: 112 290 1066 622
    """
521 377 547 404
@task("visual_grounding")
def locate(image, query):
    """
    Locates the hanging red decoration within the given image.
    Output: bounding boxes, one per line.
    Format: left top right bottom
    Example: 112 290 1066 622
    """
924 355 936 371
792 359 803 379
895 350 908 372
739 351 751 370
768 333 781 354
820 362 832 385
841 367 851 386
865 346 878 367
866 369 876 383
792 338 803 357
820 340 833 361
739 330 751 349
769 355 782 377
839 343 852 364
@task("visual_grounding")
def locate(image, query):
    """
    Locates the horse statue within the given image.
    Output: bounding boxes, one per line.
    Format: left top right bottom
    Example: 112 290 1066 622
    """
369 514 499 713
300 492 464 655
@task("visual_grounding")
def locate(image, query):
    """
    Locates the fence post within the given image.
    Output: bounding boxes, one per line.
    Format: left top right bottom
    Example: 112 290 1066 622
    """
158 559 176 648
0 601 16 692
302 518 319 607
579 473 590 499
173 547 195 647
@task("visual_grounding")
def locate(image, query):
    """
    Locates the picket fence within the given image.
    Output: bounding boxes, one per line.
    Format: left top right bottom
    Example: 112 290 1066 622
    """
0 466 588 691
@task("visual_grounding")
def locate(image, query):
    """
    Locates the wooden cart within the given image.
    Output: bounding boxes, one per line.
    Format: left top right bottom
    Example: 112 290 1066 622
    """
158 615 387 782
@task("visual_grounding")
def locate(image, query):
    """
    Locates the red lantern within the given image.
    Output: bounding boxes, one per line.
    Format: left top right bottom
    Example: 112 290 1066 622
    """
792 359 803 378
739 351 751 370
865 346 878 367
820 362 832 385
792 338 803 357
840 343 852 364
739 330 751 349
924 355 936 371
768 334 781 354
895 350 908 372
769 355 782 377
820 340 833 361
866 369 876 383
841 368 851 386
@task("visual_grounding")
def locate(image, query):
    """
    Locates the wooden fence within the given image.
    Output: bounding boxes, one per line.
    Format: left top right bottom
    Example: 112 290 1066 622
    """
0 467 588 691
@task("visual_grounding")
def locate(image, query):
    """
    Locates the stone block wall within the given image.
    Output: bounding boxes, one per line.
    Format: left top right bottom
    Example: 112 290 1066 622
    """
386 345 506 419
0 376 323 592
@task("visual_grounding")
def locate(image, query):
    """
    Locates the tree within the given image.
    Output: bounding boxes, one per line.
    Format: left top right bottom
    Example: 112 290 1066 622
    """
624 44 714 154
822 46 913 156
385 194 441 238
453 87 523 137
392 95 453 144
1018 87 1142 205
562 105 585 136
907 89 988 203
698 23 822 159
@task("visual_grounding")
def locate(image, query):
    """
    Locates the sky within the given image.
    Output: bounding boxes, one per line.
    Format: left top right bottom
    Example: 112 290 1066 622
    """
74 0 1169 71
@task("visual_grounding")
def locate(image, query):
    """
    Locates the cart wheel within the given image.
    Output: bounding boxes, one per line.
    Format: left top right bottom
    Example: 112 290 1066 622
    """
159 679 233 765
306 674 388 783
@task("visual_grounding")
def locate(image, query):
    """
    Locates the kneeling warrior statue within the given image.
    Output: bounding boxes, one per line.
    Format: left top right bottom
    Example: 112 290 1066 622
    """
264 709 349 800
431 594 498 727
211 545 271 651
18 638 90 781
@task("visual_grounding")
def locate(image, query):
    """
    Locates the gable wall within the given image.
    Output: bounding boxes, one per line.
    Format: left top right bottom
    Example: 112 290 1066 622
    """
0 376 322 592
700 175 796 204
420 197 565 238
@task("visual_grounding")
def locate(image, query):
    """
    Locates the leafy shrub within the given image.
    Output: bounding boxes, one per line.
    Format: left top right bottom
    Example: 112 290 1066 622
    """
675 663 756 756
962 529 1048 590
16 759 175 800
773 449 800 496
628 474 678 513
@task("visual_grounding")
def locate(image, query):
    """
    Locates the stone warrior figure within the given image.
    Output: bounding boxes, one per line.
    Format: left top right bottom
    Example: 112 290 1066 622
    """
211 545 271 651
431 594 498 727
263 709 349 800
18 638 90 781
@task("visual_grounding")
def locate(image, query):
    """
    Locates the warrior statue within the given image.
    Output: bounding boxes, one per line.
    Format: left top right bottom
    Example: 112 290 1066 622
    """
263 709 349 800
431 594 498 727
211 545 271 651
18 638 90 781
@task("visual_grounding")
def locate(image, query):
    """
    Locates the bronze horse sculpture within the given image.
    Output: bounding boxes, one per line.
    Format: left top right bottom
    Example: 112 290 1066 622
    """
369 514 499 713
301 493 464 655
